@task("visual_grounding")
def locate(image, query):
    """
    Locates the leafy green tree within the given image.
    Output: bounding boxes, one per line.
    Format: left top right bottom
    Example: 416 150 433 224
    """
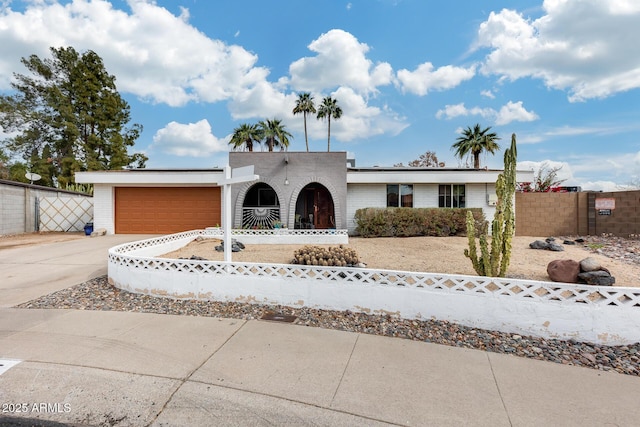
292 92 316 152
0 148 10 180
0 46 147 187
452 124 500 169
258 119 292 152
394 151 445 167
9 162 28 183
229 123 262 152
316 96 342 152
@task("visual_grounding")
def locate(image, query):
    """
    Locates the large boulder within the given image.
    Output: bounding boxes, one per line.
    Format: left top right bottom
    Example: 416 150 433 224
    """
547 259 581 283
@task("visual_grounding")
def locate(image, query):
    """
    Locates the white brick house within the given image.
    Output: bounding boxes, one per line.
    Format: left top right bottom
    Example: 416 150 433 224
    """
345 167 532 233
76 152 534 235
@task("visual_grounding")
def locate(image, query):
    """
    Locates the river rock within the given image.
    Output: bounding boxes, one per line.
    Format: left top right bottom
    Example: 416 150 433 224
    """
578 270 615 286
547 259 580 283
90 228 107 237
547 242 565 251
215 239 245 253
530 240 549 249
580 257 602 272
530 240 564 251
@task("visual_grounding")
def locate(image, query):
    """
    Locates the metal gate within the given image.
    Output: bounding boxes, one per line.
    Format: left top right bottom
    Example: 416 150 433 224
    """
39 196 93 232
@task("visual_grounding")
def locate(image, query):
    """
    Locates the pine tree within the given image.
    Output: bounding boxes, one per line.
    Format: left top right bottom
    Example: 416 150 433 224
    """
0 47 146 187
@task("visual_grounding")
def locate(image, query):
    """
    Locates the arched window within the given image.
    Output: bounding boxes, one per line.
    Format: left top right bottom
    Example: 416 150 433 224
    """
242 183 280 228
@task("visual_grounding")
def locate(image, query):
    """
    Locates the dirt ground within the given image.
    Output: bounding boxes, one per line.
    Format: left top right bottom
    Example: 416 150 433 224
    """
3 232 636 287
0 231 85 250
160 235 640 287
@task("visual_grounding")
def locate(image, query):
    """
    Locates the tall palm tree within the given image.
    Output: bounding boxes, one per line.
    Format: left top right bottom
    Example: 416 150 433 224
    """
229 123 261 152
452 124 500 168
258 119 293 152
316 96 342 152
292 92 316 152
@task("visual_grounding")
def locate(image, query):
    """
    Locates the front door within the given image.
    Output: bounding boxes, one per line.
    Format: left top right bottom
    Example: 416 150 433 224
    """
314 187 334 228
295 183 335 229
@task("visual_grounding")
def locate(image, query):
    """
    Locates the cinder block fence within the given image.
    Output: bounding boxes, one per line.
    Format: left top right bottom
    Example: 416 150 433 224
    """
0 179 92 234
516 190 639 237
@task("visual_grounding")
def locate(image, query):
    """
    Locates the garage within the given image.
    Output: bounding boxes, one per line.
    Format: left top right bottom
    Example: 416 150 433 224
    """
115 187 221 234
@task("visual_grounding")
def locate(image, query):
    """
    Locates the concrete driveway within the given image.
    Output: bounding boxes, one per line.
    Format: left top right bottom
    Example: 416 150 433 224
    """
0 234 154 307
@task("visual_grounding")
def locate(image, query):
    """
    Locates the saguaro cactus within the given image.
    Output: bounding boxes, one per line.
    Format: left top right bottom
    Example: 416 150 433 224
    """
464 133 517 277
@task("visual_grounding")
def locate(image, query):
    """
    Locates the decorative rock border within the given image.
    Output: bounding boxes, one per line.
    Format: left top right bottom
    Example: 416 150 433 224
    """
108 230 640 345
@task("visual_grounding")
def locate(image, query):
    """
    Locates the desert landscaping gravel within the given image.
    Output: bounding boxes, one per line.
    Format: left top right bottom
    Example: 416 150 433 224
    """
16 234 640 377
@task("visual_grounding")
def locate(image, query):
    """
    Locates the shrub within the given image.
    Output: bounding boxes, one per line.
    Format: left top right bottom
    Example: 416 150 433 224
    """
354 207 486 238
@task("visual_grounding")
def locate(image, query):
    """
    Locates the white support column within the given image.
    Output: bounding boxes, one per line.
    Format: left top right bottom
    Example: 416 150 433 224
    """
219 165 259 263
223 166 232 263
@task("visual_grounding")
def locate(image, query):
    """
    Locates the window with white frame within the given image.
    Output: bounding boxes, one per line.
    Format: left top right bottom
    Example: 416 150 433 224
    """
387 184 413 207
438 184 465 208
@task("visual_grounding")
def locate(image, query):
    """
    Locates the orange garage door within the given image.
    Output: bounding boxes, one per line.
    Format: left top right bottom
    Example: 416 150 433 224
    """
115 187 221 234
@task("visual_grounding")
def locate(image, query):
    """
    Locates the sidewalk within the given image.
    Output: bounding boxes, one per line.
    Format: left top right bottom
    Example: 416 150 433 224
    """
1 236 640 426
3 309 640 426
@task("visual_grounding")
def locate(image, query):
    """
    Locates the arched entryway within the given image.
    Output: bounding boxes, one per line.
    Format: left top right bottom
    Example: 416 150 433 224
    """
294 183 335 229
242 182 280 229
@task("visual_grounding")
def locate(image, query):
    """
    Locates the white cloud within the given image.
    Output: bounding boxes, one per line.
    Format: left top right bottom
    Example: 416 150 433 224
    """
228 81 294 120
435 103 494 120
495 101 539 125
516 124 637 145
151 120 228 157
397 63 475 96
288 29 393 95
475 1 640 101
0 0 269 106
481 89 495 99
436 101 538 125
578 181 623 192
518 150 640 191
307 87 408 144
0 3 412 146
517 159 574 182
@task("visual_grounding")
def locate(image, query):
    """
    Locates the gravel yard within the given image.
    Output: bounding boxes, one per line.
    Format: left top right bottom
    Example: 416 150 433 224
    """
160 235 640 287
14 233 640 377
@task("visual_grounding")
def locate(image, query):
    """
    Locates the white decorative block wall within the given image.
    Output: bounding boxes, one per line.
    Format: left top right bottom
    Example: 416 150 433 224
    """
108 231 640 346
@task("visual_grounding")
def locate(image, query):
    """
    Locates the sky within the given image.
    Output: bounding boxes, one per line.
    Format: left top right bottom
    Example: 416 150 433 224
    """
0 0 639 191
